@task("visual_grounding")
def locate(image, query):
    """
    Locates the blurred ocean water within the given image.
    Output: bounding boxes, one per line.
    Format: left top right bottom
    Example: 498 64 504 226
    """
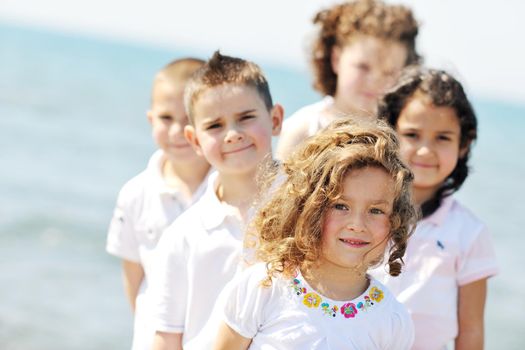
0 23 523 349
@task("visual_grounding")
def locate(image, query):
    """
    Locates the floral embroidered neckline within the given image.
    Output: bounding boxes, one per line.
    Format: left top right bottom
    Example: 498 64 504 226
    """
289 275 384 319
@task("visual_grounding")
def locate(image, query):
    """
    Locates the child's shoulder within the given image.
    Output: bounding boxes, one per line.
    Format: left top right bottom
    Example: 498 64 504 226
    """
439 196 486 234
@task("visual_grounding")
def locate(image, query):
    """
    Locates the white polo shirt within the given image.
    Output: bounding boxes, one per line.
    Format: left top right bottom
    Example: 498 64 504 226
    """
222 263 414 350
371 196 499 350
149 171 246 345
106 149 209 350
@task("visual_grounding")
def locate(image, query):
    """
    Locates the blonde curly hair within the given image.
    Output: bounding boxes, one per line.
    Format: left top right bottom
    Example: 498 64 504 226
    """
311 0 420 96
249 118 418 284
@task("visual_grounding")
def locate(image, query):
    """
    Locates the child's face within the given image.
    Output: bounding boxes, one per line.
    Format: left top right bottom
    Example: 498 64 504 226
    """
321 166 394 271
147 80 201 163
396 95 462 199
185 84 283 176
331 35 407 115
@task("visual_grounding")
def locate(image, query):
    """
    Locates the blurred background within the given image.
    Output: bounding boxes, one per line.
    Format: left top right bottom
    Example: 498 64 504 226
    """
1 0 524 348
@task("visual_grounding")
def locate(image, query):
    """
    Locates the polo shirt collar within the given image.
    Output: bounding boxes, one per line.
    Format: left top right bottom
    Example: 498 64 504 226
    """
198 171 229 230
424 195 454 226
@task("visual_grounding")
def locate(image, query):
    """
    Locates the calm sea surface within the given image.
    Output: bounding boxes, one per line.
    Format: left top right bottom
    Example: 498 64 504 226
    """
1 23 523 349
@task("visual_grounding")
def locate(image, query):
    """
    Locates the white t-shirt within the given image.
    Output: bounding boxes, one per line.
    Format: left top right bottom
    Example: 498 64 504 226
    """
276 97 334 160
371 196 499 350
223 263 414 350
106 150 209 350
149 171 247 345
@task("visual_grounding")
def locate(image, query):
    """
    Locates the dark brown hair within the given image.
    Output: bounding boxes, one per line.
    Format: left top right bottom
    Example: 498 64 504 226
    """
378 66 477 217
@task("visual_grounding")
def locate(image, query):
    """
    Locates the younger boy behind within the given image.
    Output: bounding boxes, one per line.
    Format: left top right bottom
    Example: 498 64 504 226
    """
149 51 283 349
106 58 210 350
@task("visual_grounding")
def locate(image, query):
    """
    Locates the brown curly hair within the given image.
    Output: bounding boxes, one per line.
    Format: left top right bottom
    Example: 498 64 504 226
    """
311 0 420 96
378 66 477 217
249 118 418 285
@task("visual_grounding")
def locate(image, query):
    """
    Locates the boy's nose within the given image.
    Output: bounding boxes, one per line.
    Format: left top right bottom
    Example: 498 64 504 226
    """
225 128 244 143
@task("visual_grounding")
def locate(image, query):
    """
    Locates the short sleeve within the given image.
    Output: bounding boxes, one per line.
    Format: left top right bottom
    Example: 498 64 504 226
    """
222 264 270 339
457 225 499 286
106 185 140 262
149 222 189 333
383 300 415 350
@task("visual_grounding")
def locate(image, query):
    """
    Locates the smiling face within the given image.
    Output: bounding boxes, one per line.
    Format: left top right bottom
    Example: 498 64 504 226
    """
185 84 282 176
321 166 395 271
396 94 462 204
147 79 201 164
331 35 408 116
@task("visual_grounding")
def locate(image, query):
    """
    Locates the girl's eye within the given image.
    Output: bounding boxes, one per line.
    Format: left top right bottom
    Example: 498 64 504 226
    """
334 203 348 211
356 63 370 72
437 135 452 141
369 208 385 215
160 115 173 122
401 132 418 139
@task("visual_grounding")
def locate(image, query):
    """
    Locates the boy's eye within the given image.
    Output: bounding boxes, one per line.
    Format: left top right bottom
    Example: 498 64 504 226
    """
160 115 173 121
240 114 255 121
334 203 348 211
206 123 222 130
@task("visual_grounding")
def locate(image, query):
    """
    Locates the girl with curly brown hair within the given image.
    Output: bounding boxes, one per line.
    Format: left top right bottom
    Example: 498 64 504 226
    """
373 67 499 350
276 0 420 160
214 119 418 350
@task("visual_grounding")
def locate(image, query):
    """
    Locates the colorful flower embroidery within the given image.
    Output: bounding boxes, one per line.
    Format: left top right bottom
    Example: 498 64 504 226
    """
303 292 322 308
289 277 383 320
291 279 307 295
341 303 358 318
321 302 338 317
369 287 384 302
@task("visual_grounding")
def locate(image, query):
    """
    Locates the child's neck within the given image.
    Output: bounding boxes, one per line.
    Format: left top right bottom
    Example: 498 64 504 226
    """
162 157 210 200
413 186 439 206
216 171 258 222
332 95 374 119
302 260 369 301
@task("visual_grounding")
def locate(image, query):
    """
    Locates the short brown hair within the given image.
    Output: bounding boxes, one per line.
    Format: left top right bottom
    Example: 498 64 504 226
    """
311 0 420 96
184 51 273 124
151 57 204 104
250 118 418 285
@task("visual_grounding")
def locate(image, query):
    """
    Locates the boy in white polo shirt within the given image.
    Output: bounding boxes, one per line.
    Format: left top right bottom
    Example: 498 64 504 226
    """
106 58 211 350
149 51 284 350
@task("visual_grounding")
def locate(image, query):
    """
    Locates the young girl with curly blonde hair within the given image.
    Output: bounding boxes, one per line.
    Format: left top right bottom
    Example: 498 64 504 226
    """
277 0 420 160
214 119 418 349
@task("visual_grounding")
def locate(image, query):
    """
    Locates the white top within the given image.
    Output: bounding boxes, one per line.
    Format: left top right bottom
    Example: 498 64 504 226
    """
223 263 414 350
276 97 334 160
371 196 499 350
106 149 209 350
149 171 246 345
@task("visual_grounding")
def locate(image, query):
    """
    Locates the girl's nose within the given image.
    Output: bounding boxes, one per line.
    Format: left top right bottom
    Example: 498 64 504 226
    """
346 213 366 232
169 123 184 136
415 140 433 156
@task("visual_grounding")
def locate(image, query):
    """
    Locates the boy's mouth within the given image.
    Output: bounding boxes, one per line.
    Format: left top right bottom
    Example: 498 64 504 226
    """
223 144 254 155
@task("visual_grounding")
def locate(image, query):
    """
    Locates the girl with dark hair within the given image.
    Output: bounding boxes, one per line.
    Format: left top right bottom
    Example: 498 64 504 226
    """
374 67 499 350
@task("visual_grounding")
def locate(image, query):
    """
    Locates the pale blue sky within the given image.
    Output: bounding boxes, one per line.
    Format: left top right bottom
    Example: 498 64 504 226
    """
1 0 524 102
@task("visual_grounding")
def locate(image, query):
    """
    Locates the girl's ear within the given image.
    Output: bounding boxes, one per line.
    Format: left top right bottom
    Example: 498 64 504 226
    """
184 125 204 156
146 110 153 124
459 141 470 158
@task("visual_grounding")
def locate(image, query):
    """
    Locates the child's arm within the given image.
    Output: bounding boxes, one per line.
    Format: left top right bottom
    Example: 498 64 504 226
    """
455 278 487 350
275 118 309 161
214 322 251 350
121 259 144 312
152 332 183 350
